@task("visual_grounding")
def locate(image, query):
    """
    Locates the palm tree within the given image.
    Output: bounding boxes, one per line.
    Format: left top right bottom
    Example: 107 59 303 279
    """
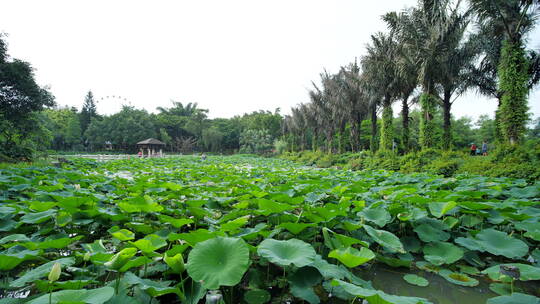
469 0 539 144
436 7 478 149
386 0 459 149
362 32 399 151
336 60 368 151
309 72 336 153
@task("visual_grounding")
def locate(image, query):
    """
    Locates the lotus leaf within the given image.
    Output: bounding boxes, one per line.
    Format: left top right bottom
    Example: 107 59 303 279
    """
428 202 457 218
438 269 479 287
364 225 405 253
483 263 540 282
328 247 375 268
244 289 271 304
332 279 433 304
474 229 528 259
186 237 249 289
486 293 540 304
257 238 316 267
359 207 391 227
26 287 115 304
422 242 464 266
288 267 322 304
403 274 429 287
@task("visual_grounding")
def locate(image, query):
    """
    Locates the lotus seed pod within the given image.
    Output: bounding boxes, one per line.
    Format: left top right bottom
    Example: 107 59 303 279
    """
84 252 91 261
48 262 61 282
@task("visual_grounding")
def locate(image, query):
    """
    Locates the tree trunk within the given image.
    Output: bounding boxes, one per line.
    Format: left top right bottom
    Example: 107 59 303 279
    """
349 120 359 152
419 92 436 150
401 95 410 153
370 103 377 153
325 130 333 154
379 95 393 151
498 41 529 145
442 89 452 150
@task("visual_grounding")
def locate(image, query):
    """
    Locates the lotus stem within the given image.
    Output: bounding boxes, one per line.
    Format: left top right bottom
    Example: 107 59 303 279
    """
115 272 121 295
510 278 514 294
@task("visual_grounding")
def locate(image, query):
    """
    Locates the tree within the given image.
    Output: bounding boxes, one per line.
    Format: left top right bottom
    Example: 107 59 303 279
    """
363 32 400 151
202 127 224 153
84 106 156 151
469 0 539 144
385 0 462 149
80 90 98 136
0 34 55 160
335 61 369 152
239 129 273 154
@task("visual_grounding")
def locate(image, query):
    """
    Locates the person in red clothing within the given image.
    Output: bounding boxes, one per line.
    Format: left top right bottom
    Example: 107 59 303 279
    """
470 143 477 156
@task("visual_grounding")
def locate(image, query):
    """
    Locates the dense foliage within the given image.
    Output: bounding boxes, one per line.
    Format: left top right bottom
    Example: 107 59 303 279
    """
1 156 539 303
0 35 55 161
282 0 539 153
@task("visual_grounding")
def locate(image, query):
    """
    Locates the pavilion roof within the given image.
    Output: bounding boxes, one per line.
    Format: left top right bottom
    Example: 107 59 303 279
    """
136 138 166 145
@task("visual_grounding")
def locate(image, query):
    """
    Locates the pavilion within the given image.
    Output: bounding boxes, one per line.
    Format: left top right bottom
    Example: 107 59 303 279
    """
136 138 166 157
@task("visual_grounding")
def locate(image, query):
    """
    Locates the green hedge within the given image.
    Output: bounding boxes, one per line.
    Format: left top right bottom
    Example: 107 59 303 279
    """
281 146 540 182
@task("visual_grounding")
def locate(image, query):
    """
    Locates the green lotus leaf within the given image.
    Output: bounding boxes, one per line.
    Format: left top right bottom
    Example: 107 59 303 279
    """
118 195 163 213
376 254 412 268
10 257 75 288
312 203 347 221
118 256 151 273
164 252 185 274
123 272 179 297
278 222 315 234
428 202 456 218
130 234 167 254
489 283 512 296
104 248 138 271
186 237 249 290
257 199 294 215
483 263 540 282
422 242 463 266
20 209 56 224
0 249 39 271
169 229 220 246
221 215 251 232
158 215 194 228
257 238 316 267
288 267 322 304
359 207 391 227
364 225 405 253
438 269 479 287
110 229 135 241
26 287 115 304
474 229 529 258
403 274 429 287
486 293 540 304
0 234 30 244
414 222 450 243
328 247 375 268
244 289 271 304
322 227 368 250
332 279 433 304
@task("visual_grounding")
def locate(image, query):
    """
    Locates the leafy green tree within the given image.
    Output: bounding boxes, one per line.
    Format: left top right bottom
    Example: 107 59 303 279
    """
84 106 156 151
202 127 224 152
469 0 539 144
0 35 55 160
80 91 98 136
239 129 273 154
362 32 399 151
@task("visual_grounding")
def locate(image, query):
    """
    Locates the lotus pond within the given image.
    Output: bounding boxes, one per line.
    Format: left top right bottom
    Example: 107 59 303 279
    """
0 155 539 304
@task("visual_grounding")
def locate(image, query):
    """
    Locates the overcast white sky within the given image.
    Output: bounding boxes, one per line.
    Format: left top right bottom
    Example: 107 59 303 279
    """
1 1 539 121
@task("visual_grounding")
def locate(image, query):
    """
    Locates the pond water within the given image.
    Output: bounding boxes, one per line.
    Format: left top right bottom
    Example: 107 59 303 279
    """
356 264 540 304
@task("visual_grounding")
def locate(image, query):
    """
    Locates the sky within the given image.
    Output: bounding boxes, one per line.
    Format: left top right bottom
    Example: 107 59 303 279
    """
1 0 539 121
